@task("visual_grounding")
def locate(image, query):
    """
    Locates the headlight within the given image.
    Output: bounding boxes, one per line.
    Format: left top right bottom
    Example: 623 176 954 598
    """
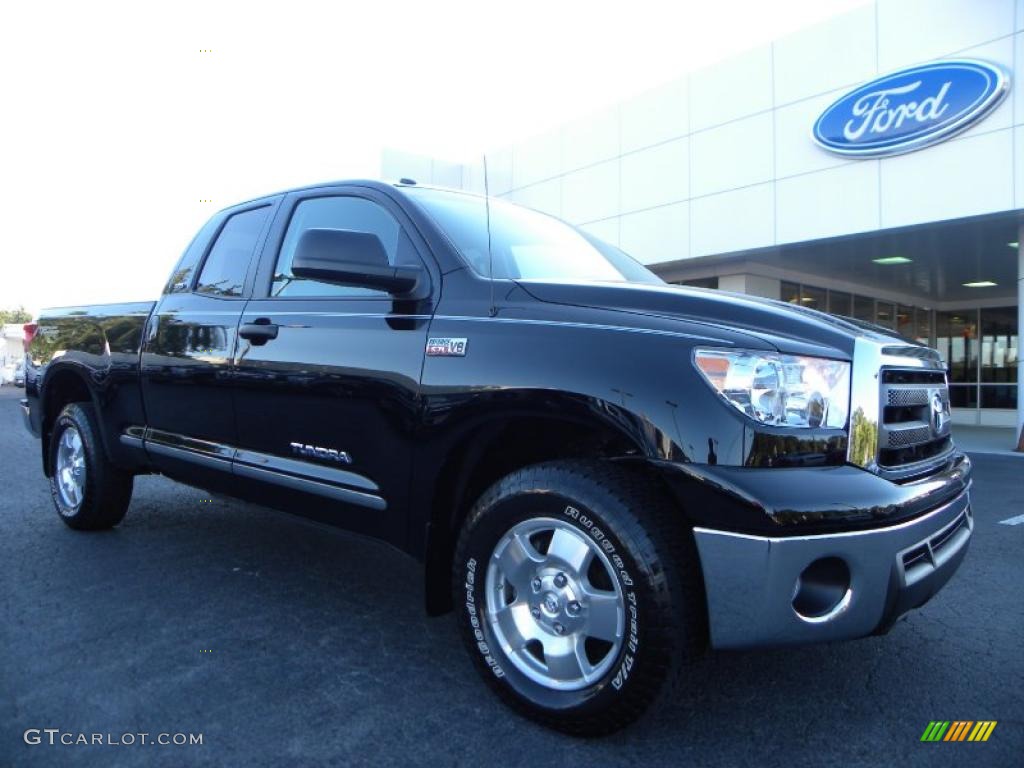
693 349 850 429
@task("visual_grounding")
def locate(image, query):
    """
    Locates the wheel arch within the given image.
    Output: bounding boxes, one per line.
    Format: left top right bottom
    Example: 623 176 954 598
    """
39 364 102 477
419 406 667 616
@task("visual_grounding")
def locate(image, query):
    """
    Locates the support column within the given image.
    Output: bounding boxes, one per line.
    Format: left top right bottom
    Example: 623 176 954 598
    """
1017 226 1024 451
717 274 781 300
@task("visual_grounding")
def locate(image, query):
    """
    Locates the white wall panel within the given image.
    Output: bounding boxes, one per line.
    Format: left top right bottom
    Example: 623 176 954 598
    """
880 128 1014 227
691 183 773 257
1015 32 1024 126
877 0 1015 71
776 162 880 244
1014 125 1024 209
773 5 877 105
620 78 689 152
691 112 773 197
509 178 562 217
561 106 619 172
620 138 689 213
620 202 689 264
689 45 773 131
485 148 514 195
513 131 561 188
460 161 485 195
431 159 464 190
562 160 619 224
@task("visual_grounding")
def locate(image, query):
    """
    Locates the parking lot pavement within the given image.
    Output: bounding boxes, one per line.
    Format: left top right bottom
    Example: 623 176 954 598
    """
1 385 1021 768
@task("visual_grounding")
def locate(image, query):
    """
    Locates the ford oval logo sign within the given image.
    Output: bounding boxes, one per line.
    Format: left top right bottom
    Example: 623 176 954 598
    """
812 59 1009 157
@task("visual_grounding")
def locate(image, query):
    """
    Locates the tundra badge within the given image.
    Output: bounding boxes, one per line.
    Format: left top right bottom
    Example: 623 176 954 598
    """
290 443 353 464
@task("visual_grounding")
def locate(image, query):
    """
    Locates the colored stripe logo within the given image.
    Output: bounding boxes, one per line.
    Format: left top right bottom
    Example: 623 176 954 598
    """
921 721 997 742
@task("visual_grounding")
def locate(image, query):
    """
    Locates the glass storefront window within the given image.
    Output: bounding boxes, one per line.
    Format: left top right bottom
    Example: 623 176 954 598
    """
876 301 895 329
980 386 1017 409
948 385 978 409
896 305 914 339
936 310 979 385
828 290 852 316
980 306 1018 384
853 295 874 322
915 308 933 346
800 285 826 311
781 282 800 305
678 277 718 289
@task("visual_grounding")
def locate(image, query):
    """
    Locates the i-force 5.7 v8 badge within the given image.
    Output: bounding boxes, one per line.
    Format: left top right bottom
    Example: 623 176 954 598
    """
426 337 468 357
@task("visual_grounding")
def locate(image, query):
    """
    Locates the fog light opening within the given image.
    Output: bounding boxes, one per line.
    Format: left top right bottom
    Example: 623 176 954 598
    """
792 557 852 623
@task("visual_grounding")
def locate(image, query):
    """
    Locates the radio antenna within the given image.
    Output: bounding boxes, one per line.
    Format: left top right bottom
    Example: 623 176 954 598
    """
483 154 497 317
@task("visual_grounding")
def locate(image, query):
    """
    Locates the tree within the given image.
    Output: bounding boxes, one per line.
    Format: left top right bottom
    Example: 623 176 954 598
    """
0 306 32 324
849 407 879 467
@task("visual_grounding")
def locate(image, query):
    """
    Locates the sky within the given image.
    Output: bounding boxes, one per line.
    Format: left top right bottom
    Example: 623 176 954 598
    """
0 0 870 315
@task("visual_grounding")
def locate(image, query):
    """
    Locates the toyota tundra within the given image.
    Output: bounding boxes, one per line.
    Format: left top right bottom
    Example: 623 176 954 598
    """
21 179 973 734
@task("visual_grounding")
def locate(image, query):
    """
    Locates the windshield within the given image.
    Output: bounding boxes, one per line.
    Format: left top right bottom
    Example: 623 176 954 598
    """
404 186 663 285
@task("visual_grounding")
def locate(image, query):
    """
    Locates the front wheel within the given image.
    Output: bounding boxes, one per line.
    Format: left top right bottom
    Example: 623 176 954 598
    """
453 460 706 735
48 402 133 530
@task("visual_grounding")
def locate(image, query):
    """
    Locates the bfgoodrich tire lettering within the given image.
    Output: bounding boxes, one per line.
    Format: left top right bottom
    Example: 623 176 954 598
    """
48 402 133 530
453 460 706 735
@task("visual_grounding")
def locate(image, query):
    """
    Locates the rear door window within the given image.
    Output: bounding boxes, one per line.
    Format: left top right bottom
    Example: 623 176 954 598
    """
195 206 271 297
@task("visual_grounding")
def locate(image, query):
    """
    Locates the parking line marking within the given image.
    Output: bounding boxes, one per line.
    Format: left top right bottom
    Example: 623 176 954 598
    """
998 513 1024 526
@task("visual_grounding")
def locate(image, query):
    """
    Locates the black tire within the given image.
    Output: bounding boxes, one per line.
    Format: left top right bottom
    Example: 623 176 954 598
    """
48 402 133 530
452 460 706 736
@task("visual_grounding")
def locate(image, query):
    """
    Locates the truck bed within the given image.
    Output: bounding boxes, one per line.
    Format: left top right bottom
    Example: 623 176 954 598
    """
31 301 155 358
24 301 155 469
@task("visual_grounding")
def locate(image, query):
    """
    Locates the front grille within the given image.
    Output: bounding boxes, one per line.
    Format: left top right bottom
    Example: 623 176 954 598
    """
886 424 933 447
887 388 930 407
878 369 952 468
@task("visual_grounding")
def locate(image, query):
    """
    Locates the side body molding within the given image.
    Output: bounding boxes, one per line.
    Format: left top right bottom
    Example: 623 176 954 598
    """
122 427 386 511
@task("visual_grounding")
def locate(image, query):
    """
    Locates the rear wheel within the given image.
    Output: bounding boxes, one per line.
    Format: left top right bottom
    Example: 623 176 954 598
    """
453 460 706 735
48 403 133 530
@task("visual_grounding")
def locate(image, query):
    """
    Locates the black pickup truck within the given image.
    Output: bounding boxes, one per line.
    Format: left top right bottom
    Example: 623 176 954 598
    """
22 179 973 734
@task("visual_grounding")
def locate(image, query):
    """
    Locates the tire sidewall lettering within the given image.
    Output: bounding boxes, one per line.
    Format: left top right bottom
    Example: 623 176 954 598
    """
463 557 506 679
562 504 640 688
564 505 634 586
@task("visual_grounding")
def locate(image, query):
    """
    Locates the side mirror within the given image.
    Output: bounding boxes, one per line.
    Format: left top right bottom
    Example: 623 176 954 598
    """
291 228 427 298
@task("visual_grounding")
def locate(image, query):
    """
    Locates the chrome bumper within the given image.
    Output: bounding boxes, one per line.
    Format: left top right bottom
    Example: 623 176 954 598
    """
693 487 972 649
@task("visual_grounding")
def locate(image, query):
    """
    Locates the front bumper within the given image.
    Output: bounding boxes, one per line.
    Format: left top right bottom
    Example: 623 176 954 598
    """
693 485 972 649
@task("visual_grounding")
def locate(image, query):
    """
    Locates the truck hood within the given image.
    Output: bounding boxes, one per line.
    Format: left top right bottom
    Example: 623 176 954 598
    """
516 279 907 358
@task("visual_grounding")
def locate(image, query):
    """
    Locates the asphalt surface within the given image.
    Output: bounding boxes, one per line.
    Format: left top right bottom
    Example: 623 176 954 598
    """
1 385 1021 768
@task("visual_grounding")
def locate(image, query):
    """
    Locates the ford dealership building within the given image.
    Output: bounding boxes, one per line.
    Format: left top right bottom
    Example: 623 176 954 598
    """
383 0 1023 441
